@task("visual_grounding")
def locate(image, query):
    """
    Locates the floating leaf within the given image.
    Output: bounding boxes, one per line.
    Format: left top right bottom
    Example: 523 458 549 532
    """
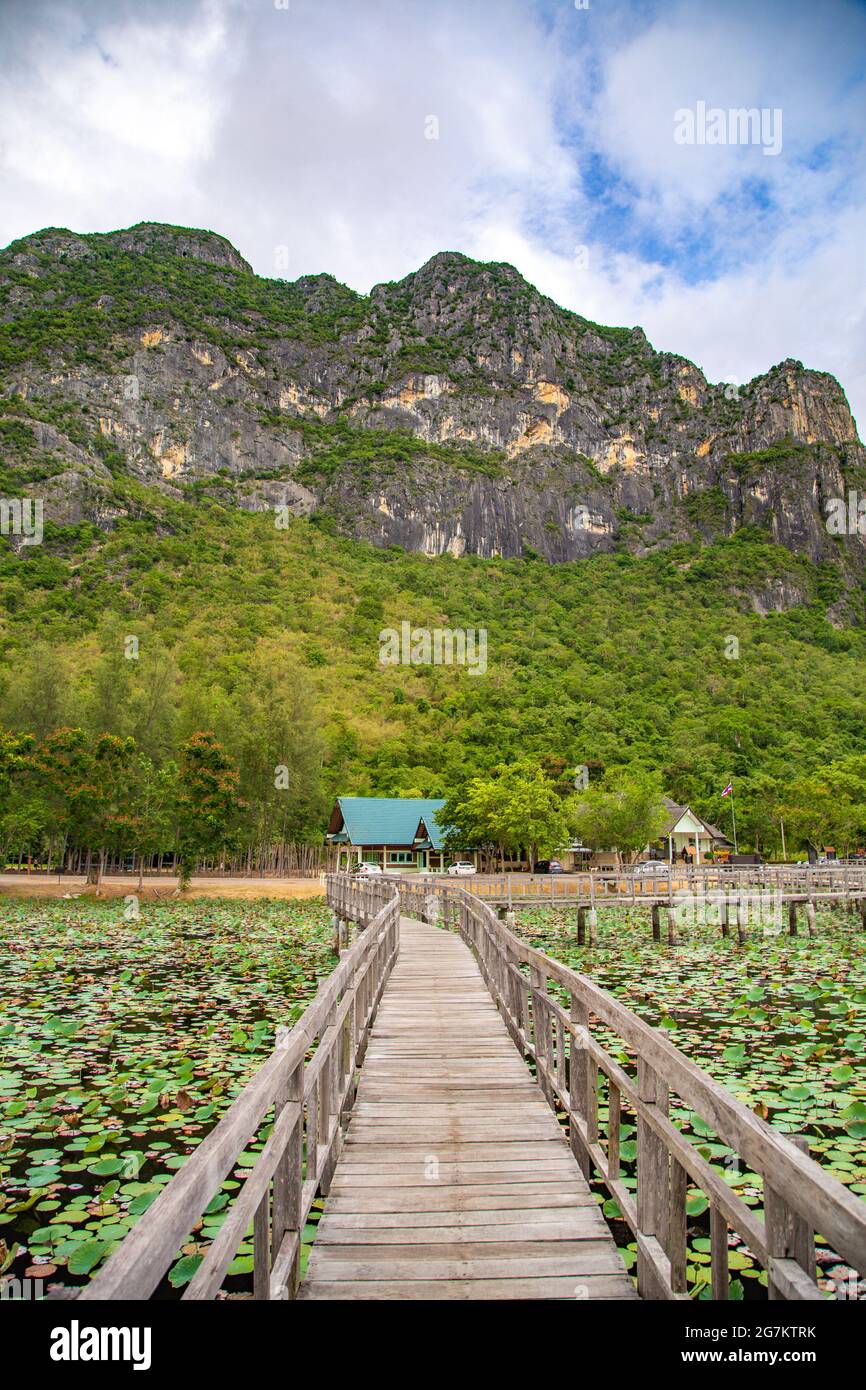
68 1240 108 1275
168 1253 203 1287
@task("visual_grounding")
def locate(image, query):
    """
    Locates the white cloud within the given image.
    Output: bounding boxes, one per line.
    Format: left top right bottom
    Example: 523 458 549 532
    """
591 0 866 220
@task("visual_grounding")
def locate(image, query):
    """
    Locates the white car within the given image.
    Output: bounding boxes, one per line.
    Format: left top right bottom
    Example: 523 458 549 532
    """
635 861 668 875
447 862 477 876
353 863 383 877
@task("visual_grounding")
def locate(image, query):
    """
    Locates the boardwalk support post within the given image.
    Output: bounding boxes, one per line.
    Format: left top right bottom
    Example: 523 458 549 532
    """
666 907 677 946
736 895 747 945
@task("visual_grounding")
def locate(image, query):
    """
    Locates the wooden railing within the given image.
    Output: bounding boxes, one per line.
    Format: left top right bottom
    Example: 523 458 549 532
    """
388 876 866 1301
400 862 866 905
79 880 400 1301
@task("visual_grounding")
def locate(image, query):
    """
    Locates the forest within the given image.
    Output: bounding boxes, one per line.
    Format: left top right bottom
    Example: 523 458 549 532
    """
2 477 866 864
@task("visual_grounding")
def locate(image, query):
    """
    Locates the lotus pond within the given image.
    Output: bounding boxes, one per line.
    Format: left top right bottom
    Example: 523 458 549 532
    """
0 896 335 1297
516 901 866 1300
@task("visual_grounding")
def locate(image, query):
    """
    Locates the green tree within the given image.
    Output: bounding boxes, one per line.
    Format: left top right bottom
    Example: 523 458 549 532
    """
571 768 667 867
223 642 326 850
0 643 74 740
175 731 246 887
85 734 139 886
31 727 98 872
0 727 33 797
129 755 177 888
442 762 572 870
777 773 859 857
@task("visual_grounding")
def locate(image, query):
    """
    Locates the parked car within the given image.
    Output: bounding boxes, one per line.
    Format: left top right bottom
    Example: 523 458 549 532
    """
532 860 565 874
635 860 668 875
447 862 477 876
353 863 383 877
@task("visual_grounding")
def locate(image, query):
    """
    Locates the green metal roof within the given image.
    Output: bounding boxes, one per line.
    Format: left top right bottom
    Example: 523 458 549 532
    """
334 797 448 850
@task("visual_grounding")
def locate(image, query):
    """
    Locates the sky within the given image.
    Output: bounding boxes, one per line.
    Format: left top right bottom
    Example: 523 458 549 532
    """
1 0 865 429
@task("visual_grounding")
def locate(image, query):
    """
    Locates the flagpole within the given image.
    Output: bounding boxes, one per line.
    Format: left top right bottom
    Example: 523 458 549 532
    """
729 780 738 854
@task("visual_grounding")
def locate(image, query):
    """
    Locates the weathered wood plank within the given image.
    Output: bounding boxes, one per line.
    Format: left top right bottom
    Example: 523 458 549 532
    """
299 1274 639 1300
320 1204 598 1228
300 917 635 1302
315 1215 609 1244
304 1241 627 1279
321 1186 596 1212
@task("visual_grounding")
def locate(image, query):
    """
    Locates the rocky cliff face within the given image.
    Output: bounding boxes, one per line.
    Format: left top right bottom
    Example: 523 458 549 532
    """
1 223 863 589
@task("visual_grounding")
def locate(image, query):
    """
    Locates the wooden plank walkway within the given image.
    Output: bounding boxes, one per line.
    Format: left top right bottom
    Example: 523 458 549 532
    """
300 917 636 1300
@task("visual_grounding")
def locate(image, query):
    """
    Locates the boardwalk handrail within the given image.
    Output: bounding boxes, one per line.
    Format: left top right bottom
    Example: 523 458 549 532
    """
385 875 866 1301
79 880 400 1301
400 862 866 907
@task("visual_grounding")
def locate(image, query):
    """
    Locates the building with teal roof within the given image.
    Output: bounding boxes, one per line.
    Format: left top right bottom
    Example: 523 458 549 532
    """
326 796 466 872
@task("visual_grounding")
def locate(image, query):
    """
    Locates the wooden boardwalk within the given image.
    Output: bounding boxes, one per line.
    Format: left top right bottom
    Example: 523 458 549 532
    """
83 877 866 1303
300 918 636 1300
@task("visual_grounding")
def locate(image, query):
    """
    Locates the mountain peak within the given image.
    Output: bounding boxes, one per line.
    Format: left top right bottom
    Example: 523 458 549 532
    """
4 222 253 276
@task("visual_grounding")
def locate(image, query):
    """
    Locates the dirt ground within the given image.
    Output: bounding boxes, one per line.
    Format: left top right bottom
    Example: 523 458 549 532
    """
0 873 326 902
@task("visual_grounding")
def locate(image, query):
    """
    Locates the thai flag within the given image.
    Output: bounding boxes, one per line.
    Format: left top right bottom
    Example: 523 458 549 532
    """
721 782 733 797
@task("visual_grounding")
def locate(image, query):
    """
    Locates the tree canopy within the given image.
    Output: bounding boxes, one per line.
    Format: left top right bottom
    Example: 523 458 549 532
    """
2 498 866 858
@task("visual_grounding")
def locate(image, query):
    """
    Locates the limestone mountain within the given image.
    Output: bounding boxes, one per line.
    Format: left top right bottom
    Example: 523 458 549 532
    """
1 222 864 610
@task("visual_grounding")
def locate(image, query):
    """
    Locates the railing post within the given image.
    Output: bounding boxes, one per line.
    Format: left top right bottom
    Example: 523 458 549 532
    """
272 1057 304 1300
766 1136 816 1300
710 1203 729 1299
530 965 553 1104
568 991 590 1179
608 1081 621 1179
668 1157 688 1295
341 988 355 1120
319 1006 338 1194
253 1184 270 1300
636 1058 671 1298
